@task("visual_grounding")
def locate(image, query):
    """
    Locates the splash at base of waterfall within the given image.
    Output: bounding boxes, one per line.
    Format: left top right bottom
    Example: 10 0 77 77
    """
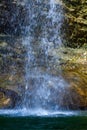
22 71 69 110
0 108 80 117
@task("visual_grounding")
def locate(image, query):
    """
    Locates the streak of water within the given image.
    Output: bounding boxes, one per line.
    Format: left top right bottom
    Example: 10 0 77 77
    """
21 0 66 111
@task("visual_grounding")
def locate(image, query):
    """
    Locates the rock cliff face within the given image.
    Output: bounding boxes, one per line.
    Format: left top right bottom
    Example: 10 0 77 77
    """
0 0 87 109
0 37 25 74
0 0 87 47
0 0 29 35
63 0 87 48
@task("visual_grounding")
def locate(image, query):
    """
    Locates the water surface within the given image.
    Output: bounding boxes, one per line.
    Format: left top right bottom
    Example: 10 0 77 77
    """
0 110 87 130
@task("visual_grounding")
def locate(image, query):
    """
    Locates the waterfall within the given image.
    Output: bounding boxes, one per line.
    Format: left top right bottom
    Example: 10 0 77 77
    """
21 0 67 111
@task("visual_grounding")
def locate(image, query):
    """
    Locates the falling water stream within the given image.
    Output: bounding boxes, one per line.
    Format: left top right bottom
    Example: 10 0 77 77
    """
21 0 68 112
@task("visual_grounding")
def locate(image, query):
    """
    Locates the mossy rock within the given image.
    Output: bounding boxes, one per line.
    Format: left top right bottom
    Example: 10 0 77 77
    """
63 0 87 48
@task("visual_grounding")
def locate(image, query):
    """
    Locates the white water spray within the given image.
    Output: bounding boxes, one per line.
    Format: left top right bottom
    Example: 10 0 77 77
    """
21 0 67 111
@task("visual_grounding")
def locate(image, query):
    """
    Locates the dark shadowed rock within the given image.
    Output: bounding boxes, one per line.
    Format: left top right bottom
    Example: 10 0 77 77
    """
0 1 29 35
0 87 21 109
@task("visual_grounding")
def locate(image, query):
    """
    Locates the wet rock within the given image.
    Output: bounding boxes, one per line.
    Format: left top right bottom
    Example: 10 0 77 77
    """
0 87 21 109
0 36 25 73
61 65 87 109
0 1 29 35
60 49 87 109
47 47 87 109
